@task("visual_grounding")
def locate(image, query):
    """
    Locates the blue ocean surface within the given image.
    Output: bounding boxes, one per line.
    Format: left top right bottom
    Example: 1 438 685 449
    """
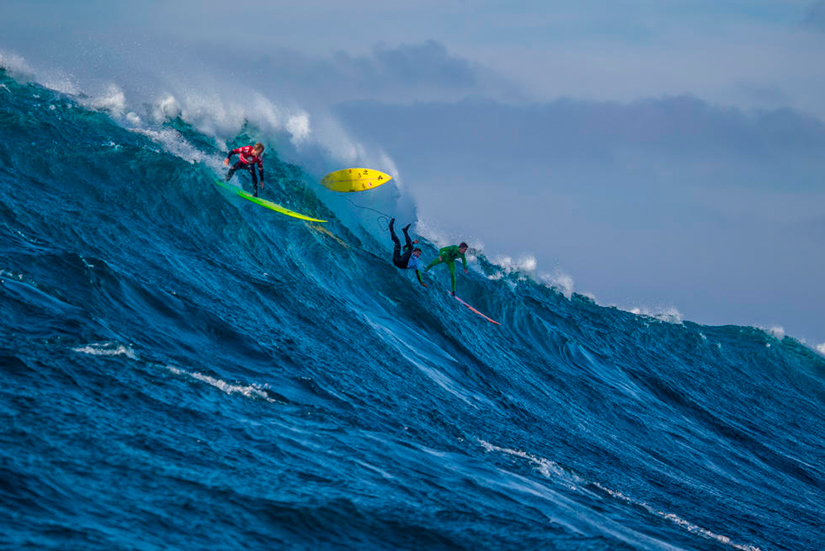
1 70 823 550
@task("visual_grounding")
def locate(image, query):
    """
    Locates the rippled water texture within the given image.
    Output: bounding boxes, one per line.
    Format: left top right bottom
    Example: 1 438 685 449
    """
1 71 823 550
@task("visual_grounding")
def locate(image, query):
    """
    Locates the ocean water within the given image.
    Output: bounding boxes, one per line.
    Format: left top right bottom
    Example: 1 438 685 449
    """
1 70 823 550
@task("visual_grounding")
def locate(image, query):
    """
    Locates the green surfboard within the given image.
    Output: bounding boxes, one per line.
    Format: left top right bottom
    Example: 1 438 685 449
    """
214 180 327 223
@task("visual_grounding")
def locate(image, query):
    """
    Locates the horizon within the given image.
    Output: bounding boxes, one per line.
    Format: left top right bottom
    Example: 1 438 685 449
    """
1 0 823 347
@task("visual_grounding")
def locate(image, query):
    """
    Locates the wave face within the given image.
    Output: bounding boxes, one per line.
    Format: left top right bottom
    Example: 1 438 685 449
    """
1 71 823 551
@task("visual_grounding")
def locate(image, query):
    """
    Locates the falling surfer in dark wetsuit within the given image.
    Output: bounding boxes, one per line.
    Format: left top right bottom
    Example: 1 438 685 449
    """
389 218 427 287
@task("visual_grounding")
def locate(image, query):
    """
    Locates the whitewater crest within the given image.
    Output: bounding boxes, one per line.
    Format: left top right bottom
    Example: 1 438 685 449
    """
0 50 33 78
487 253 577 299
627 305 685 325
0 50 397 182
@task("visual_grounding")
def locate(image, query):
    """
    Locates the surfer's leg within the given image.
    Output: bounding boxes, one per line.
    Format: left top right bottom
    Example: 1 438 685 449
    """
389 219 408 265
448 261 457 295
392 243 405 266
389 218 400 246
398 249 413 267
226 160 242 181
389 219 406 267
425 258 442 271
402 226 414 249
249 165 259 197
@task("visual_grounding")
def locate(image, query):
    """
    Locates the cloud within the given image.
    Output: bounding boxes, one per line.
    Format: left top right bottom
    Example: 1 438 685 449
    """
335 96 825 190
804 1 825 31
369 41 477 87
238 41 519 105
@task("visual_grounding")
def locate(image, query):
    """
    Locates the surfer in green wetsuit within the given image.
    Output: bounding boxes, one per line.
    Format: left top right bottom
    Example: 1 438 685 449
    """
426 242 468 295
389 218 426 287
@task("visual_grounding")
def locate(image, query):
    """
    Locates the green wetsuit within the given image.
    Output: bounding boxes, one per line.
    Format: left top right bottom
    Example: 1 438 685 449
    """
425 245 467 294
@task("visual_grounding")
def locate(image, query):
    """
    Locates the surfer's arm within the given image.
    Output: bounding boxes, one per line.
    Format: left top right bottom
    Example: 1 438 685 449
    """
408 257 426 285
224 148 239 165
258 160 265 185
460 253 468 272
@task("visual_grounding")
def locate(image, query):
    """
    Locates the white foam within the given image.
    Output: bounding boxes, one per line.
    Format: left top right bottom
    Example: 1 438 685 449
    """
479 439 761 551
479 440 573 487
151 94 182 122
760 326 786 340
539 269 576 299
493 254 538 277
309 113 400 172
170 91 248 138
130 126 209 165
0 50 33 77
38 69 81 96
414 218 459 250
377 150 401 187
816 342 825 356
164 365 277 403
627 305 684 325
314 115 364 164
486 251 577 298
593 482 761 551
72 342 138 360
81 83 128 116
285 112 311 145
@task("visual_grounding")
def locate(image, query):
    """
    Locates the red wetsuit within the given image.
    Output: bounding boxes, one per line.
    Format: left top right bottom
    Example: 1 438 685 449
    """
225 146 265 196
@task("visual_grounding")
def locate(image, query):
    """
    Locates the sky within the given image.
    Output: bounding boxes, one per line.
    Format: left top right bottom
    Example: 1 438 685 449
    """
1 1 824 346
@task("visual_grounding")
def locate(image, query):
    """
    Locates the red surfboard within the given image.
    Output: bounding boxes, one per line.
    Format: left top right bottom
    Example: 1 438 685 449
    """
451 293 501 325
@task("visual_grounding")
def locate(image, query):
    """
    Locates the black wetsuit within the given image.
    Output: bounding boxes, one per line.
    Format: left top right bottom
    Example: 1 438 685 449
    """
389 219 424 285
226 161 261 196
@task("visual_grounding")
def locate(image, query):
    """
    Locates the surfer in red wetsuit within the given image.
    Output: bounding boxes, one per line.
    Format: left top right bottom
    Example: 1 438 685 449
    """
224 142 265 197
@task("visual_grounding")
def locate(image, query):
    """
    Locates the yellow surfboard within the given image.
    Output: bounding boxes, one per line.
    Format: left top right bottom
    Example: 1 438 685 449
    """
321 168 393 193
